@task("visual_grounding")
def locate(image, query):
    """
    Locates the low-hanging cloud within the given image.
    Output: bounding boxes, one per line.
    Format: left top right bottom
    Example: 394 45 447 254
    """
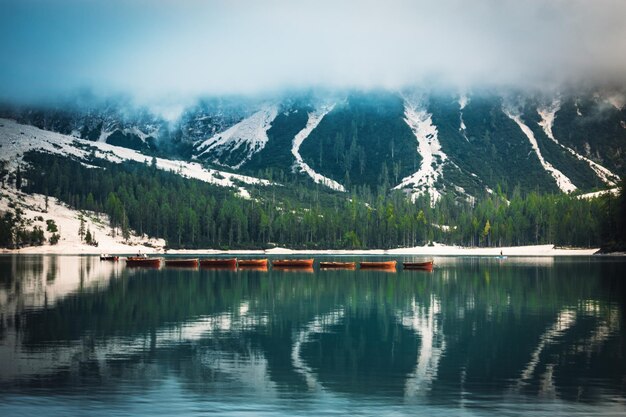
1 0 626 106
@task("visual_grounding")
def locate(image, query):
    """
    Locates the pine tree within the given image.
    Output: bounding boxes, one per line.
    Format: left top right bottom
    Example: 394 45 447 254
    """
78 215 86 241
15 166 22 189
122 209 130 241
483 220 491 246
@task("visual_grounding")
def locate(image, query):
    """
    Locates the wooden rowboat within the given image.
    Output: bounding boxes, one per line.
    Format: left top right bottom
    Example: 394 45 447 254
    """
165 258 199 268
100 254 119 261
359 260 397 270
272 259 314 268
319 261 356 269
238 259 268 268
403 260 434 271
199 258 237 268
126 257 161 268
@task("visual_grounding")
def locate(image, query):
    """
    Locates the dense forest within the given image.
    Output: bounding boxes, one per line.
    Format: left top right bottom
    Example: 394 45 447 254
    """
0 151 621 250
299 92 420 188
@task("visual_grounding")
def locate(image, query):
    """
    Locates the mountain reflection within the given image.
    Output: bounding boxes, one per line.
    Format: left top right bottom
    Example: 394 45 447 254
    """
0 255 624 408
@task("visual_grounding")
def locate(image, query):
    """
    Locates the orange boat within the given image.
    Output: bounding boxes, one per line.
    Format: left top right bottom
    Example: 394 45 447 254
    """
272 259 314 268
238 259 268 268
403 260 434 271
199 258 237 268
126 257 161 268
359 260 397 270
165 258 199 268
319 261 356 269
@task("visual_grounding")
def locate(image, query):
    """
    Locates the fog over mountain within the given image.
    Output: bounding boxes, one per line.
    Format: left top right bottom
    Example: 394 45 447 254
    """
2 0 626 110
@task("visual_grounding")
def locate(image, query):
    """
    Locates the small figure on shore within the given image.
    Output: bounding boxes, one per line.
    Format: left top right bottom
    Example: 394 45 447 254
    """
500 250 503 256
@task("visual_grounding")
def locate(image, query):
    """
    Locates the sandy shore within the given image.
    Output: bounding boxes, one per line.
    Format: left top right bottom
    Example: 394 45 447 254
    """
2 243 601 256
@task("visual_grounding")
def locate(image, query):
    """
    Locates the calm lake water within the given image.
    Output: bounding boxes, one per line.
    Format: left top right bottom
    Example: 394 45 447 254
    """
1 255 625 416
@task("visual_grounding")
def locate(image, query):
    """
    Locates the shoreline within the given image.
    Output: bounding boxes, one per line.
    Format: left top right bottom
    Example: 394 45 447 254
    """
0 244 606 257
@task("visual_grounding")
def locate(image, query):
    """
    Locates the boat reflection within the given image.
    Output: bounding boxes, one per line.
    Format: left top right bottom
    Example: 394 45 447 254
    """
0 255 624 408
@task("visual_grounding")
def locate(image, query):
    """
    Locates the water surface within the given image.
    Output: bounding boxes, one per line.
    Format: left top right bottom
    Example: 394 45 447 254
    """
1 255 625 416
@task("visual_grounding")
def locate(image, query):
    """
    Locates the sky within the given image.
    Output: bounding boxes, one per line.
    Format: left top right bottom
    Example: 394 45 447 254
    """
1 0 626 106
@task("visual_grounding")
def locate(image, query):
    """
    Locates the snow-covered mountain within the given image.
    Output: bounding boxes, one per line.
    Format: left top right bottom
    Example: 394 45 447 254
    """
2 88 624 201
0 118 271 199
0 96 167 153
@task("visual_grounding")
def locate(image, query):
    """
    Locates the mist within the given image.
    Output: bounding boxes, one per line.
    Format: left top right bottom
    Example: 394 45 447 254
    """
2 0 626 108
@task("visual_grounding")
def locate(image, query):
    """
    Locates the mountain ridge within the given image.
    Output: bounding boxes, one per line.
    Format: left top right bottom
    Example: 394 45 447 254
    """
2 88 623 200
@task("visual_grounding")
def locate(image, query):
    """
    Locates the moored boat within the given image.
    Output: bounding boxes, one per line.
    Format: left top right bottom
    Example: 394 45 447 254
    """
238 259 268 268
319 261 356 269
359 260 397 270
272 259 314 268
199 258 238 268
100 254 119 261
165 258 199 268
403 260 434 270
126 256 161 268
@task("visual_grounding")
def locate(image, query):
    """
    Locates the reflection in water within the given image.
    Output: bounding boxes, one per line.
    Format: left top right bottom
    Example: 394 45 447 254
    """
0 255 625 415
518 309 578 385
400 295 445 399
292 309 345 391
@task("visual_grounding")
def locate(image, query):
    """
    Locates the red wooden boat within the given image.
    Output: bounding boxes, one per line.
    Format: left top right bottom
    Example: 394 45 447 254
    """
238 259 268 268
403 260 434 271
100 254 119 261
165 258 199 268
199 258 237 268
126 256 161 268
319 261 356 269
272 259 314 268
359 260 397 270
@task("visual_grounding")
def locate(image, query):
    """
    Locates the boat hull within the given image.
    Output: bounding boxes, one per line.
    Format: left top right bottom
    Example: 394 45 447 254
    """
165 258 199 268
403 261 434 271
126 257 161 268
199 258 238 268
359 261 397 270
238 259 268 268
272 259 314 268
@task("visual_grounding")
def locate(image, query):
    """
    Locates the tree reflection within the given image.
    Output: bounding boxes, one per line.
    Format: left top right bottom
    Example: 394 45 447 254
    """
0 256 624 407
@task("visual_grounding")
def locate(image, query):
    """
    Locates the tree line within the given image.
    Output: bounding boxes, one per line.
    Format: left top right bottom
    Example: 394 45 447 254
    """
5 151 625 250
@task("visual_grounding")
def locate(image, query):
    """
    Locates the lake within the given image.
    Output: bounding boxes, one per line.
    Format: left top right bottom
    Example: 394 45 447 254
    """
1 255 625 416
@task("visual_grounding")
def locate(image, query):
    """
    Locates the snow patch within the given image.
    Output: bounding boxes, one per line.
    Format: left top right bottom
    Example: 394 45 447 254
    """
291 104 346 192
0 118 270 200
537 100 618 186
606 93 625 110
0 187 166 254
195 105 279 169
503 108 577 193
576 188 619 200
458 94 469 141
575 99 583 116
98 130 112 143
394 98 447 205
122 126 156 142
458 93 469 110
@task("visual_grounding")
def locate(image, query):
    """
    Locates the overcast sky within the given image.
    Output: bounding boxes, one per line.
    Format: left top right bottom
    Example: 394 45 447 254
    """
1 0 626 105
